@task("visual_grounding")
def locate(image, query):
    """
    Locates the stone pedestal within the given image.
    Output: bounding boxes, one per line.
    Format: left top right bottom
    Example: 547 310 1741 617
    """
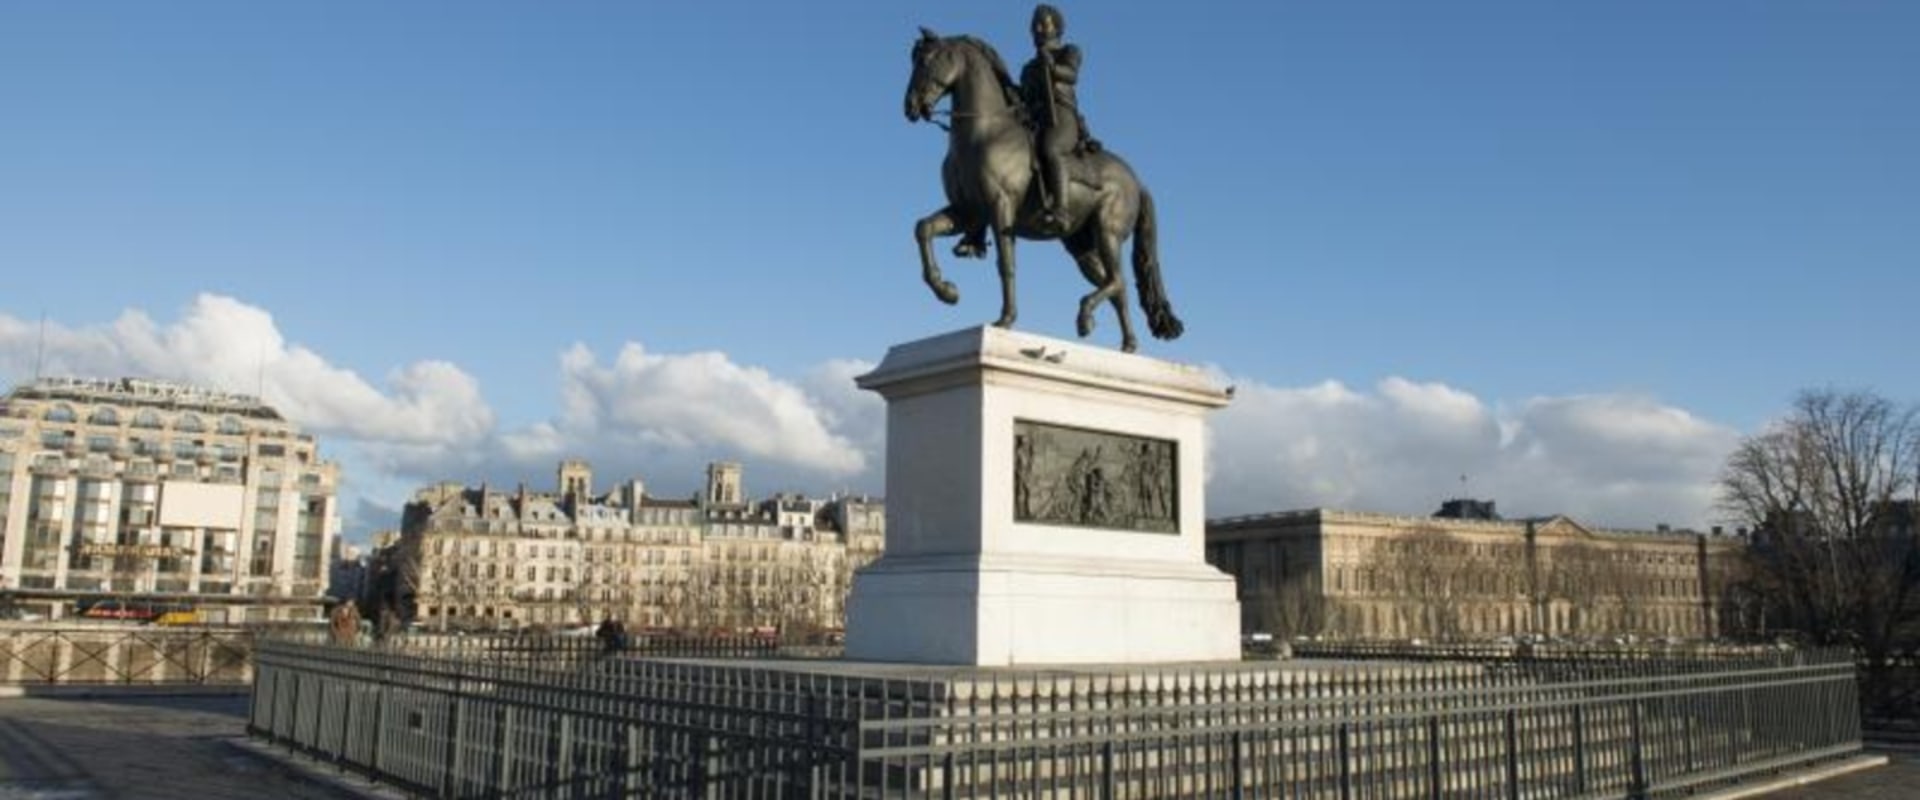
845 326 1240 666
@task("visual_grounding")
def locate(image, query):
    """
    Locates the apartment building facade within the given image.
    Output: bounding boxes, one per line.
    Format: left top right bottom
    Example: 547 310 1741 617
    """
0 377 339 620
1208 501 1743 642
388 460 884 633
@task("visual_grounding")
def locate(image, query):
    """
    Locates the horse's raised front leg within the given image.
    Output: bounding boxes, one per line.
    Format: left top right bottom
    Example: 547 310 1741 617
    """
915 207 963 305
992 228 1018 328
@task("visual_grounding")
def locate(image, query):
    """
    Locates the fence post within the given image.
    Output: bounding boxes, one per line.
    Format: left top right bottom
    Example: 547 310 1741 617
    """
1682 698 1696 772
370 671 388 775
333 683 349 765
1571 704 1587 795
1427 715 1443 800
286 670 302 747
1338 721 1353 800
1628 699 1649 800
256 665 278 745
1101 739 1115 800
1232 729 1245 800
494 706 516 794
440 692 466 798
245 646 263 737
1504 707 1520 800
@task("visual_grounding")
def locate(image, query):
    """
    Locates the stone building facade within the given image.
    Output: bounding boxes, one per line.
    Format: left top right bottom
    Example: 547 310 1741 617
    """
0 377 340 620
1206 502 1743 641
386 460 883 633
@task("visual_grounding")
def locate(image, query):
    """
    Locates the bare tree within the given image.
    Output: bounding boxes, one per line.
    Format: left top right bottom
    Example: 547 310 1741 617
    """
1719 389 1920 710
1253 579 1327 639
1547 541 1645 637
1374 529 1469 640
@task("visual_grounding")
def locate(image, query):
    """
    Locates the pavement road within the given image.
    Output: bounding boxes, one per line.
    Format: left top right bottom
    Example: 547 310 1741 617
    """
0 691 363 800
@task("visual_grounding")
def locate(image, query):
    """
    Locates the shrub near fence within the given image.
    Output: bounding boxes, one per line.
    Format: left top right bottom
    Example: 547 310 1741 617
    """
250 635 1863 799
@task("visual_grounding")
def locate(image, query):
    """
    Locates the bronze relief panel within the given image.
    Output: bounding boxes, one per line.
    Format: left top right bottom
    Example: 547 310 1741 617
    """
1013 419 1178 534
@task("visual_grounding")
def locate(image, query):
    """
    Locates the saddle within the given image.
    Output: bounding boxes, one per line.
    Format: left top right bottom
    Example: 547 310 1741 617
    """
1051 146 1104 191
1040 112 1104 191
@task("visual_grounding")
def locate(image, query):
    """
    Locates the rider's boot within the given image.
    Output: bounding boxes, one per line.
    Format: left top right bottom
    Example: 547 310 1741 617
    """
953 229 988 259
1040 151 1069 230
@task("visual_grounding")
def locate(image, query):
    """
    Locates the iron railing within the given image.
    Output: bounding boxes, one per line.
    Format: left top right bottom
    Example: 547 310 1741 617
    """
0 625 254 685
1290 640 1788 664
250 636 1862 798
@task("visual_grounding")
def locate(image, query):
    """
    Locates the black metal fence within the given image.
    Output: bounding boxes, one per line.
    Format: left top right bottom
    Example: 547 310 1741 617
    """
1289 640 1791 664
0 624 254 685
250 636 1862 798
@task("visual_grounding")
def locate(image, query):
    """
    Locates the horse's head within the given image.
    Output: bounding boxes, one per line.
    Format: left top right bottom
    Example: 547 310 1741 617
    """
905 27 963 123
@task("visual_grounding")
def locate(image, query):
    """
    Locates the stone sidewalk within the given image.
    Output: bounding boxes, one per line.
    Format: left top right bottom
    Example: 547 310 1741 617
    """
1756 749 1919 799
0 690 371 799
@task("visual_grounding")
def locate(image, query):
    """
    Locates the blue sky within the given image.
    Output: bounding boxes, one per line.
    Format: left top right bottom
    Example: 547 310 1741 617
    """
2 2 1915 538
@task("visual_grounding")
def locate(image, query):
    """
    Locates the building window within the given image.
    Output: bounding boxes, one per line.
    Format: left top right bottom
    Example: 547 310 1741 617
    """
132 410 163 430
87 407 119 426
44 404 77 423
175 414 205 434
218 416 244 435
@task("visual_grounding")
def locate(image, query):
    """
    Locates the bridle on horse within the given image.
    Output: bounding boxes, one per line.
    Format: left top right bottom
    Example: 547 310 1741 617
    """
924 105 1026 133
915 37 1029 132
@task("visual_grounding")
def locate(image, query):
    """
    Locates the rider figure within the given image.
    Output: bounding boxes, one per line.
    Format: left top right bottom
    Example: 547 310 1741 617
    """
1020 4 1083 230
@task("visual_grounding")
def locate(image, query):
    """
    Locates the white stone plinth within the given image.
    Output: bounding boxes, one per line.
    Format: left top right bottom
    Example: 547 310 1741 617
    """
845 326 1240 666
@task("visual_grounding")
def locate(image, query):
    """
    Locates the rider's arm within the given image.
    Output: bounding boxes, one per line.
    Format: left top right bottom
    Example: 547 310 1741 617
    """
1050 45 1081 84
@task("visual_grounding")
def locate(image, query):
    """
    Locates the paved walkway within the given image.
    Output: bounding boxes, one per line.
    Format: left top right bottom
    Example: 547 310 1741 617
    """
1759 749 1920 799
0 691 366 799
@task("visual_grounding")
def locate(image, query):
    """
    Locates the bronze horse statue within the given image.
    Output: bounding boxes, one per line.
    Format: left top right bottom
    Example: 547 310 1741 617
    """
904 29 1182 353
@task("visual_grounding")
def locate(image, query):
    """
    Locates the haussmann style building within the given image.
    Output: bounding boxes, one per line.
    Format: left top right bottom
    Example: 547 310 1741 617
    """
0 377 340 622
380 460 884 634
1206 499 1745 642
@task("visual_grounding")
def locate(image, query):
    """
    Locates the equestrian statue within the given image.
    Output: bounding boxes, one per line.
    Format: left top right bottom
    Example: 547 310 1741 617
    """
904 5 1182 353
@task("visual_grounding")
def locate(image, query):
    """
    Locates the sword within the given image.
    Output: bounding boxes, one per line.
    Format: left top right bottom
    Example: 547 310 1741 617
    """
1038 46 1061 129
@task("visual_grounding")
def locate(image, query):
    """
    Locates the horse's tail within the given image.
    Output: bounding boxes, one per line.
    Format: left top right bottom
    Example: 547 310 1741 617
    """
1132 188 1184 341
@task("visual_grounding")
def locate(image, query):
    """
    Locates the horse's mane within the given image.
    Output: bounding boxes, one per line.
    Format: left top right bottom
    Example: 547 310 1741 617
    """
950 35 1023 109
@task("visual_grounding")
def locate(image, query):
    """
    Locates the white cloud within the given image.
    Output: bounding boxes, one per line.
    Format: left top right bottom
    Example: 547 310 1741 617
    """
0 294 494 449
1 296 1747 538
489 343 873 493
1207 376 1741 530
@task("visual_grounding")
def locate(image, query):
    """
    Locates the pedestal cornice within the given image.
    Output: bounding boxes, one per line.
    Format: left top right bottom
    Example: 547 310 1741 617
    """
856 326 1229 409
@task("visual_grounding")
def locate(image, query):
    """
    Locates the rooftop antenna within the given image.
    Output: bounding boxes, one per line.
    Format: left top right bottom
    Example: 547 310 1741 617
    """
1459 473 1470 498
